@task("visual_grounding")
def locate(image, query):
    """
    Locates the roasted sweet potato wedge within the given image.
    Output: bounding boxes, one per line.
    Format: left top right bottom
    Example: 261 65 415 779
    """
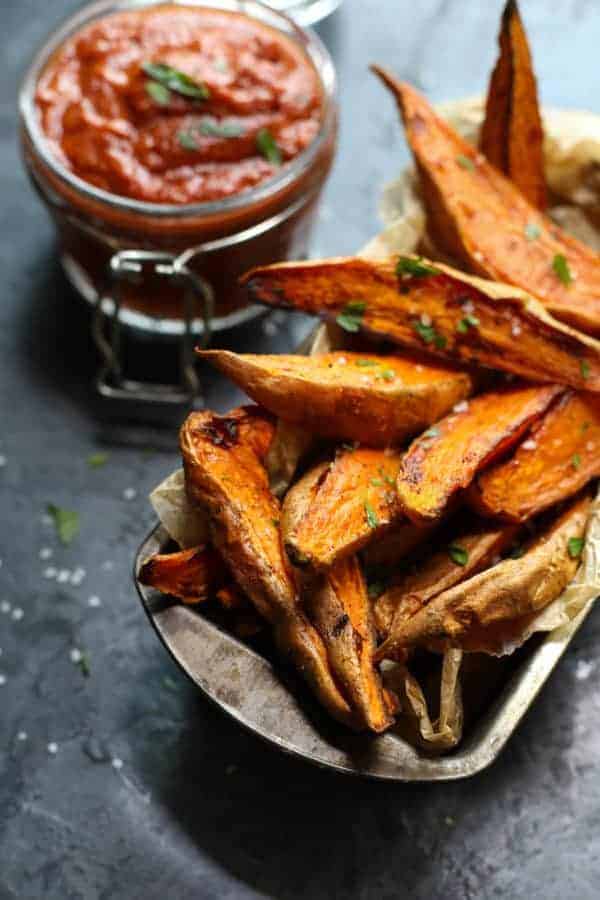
282 447 405 570
199 349 473 446
480 0 546 209
138 545 226 604
242 256 600 392
469 391 600 521
388 493 591 652
180 407 356 728
396 384 563 524
375 520 520 659
305 557 396 732
373 71 600 337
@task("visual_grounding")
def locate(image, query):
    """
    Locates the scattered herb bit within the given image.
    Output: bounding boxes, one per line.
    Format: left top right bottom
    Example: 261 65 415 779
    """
448 544 469 566
271 518 280 528
377 369 396 382
423 427 440 439
552 253 573 285
370 478 384 487
509 545 525 559
87 452 108 468
336 301 366 333
47 504 79 546
568 536 585 559
396 256 440 278
572 453 582 469
456 314 480 334
355 359 379 367
145 80 171 106
199 118 244 138
77 653 91 678
456 154 475 171
580 359 591 381
163 675 178 691
413 319 447 349
142 62 210 100
178 130 199 150
364 500 379 529
256 128 282 165
378 466 396 486
524 222 541 241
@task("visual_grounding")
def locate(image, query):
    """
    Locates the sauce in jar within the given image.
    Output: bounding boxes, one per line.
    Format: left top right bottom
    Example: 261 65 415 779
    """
35 4 324 205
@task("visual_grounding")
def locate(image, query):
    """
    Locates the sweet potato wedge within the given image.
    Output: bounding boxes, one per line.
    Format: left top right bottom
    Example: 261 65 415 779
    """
305 557 396 732
138 545 226 604
469 391 600 521
396 384 564 524
242 256 600 392
199 349 473 446
374 519 520 659
372 70 600 337
389 493 591 652
480 0 546 210
282 447 405 570
180 407 356 728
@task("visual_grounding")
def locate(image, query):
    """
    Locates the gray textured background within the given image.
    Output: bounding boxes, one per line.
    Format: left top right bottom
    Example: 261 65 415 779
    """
2 1 600 898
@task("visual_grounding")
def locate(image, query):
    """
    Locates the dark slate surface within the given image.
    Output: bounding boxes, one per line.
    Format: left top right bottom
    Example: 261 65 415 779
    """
2 1 600 897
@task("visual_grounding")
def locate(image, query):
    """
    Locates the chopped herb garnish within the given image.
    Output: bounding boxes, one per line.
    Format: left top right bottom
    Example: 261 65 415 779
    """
525 222 541 241
47 504 79 546
456 314 480 334
509 544 525 560
413 319 447 349
552 253 573 285
336 301 366 333
355 359 379 367
572 453 582 470
142 62 210 100
256 128 282 164
396 256 440 278
456 154 475 171
178 130 199 150
378 466 395 485
423 427 440 439
370 478 384 487
377 369 396 382
145 80 171 106
199 118 244 138
448 544 469 566
568 536 585 559
364 500 379 529
77 653 91 678
580 359 591 381
163 675 178 691
87 452 108 468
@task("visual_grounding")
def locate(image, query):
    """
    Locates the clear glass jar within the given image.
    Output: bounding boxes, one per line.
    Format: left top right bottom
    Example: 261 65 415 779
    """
19 0 338 336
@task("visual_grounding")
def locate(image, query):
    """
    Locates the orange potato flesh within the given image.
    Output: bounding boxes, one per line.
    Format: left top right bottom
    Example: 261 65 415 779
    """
306 557 396 732
396 384 564 524
469 391 600 521
283 447 405 570
138 545 226 604
199 349 473 447
387 493 591 652
242 256 600 392
480 0 546 210
374 520 520 659
180 407 356 728
372 70 600 338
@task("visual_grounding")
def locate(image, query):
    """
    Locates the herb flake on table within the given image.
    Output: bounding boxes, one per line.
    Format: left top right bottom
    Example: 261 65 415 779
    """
87 452 109 468
47 504 79 546
336 301 366 332
256 128 282 165
142 62 210 100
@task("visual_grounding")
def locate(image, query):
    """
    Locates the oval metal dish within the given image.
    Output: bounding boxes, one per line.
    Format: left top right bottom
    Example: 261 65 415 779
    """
134 523 592 781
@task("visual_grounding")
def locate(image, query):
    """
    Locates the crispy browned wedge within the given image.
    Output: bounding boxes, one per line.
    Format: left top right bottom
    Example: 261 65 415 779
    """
180 408 356 728
139 545 226 604
388 493 591 652
199 349 473 446
373 71 600 337
480 0 546 209
396 384 564 524
469 391 600 521
282 447 404 570
242 256 600 392
305 557 396 732
374 520 520 659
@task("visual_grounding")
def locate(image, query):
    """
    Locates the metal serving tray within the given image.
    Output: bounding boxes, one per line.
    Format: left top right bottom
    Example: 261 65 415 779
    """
134 522 592 781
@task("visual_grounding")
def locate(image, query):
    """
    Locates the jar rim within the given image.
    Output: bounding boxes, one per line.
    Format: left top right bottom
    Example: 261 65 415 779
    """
18 0 337 220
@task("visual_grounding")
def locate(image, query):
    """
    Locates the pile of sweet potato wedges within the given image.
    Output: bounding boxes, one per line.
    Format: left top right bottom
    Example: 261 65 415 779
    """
141 1 600 736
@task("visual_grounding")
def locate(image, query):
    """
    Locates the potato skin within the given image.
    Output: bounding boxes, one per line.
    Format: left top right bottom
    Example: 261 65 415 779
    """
200 349 473 447
469 391 600 522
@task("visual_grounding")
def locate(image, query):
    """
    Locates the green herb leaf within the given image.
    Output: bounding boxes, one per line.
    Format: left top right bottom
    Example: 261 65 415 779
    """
378 466 395 485
568 536 585 559
199 118 244 138
552 253 573 285
355 359 379 367
364 500 379 529
336 301 366 333
423 427 440 439
580 359 591 381
87 452 108 468
78 653 91 678
448 544 469 566
377 369 396 382
456 314 480 334
256 128 282 165
524 222 541 241
456 154 475 171
413 320 447 348
142 62 210 99
370 478 384 487
178 130 199 150
47 504 80 546
508 545 525 559
396 256 440 277
572 453 582 470
145 80 171 105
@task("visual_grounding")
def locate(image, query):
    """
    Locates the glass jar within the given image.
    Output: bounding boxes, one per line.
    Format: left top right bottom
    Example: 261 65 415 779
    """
18 0 338 339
